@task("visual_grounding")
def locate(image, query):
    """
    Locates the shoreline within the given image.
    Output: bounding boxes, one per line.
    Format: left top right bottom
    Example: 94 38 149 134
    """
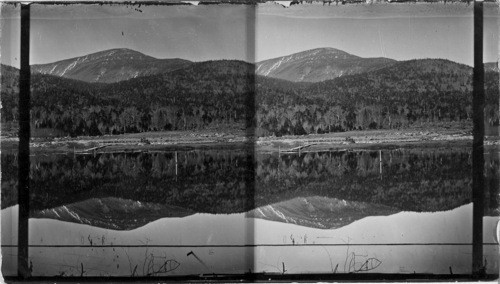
1 128 499 154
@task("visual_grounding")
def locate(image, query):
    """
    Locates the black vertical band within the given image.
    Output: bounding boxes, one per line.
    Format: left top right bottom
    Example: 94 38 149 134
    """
472 0 485 277
18 3 31 279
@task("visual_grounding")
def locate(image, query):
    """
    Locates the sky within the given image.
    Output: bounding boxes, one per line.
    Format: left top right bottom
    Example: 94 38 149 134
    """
256 3 499 65
0 2 498 67
1 4 255 66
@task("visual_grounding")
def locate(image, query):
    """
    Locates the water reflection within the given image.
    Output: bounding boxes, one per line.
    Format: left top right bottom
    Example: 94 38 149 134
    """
1 203 498 276
256 149 498 214
1 147 499 276
2 150 254 215
2 148 498 217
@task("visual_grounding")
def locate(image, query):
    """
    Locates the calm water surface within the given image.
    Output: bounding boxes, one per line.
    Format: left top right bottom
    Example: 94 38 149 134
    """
1 147 499 276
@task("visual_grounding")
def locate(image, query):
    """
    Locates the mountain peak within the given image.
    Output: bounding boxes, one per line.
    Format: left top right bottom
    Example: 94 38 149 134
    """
84 48 154 61
37 48 155 67
32 197 195 230
299 47 356 57
31 48 192 83
248 196 398 229
262 48 357 65
256 48 396 82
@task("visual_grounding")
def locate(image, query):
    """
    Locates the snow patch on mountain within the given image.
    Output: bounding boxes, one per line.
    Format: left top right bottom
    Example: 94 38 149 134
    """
31 48 192 83
256 47 396 82
248 196 399 229
32 197 196 230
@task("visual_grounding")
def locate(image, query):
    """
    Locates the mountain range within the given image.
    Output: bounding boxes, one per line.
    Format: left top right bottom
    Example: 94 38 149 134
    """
31 196 399 231
3 49 497 231
31 47 495 84
1 47 498 137
1 47 494 85
30 47 399 83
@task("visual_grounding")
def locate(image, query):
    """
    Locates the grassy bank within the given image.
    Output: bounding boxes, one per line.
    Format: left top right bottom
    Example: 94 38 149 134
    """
1 125 499 155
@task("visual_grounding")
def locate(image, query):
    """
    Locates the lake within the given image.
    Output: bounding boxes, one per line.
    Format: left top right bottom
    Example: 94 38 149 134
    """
1 147 499 277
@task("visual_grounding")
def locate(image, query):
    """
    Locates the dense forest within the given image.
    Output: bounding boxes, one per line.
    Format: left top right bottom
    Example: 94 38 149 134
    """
1 148 498 214
256 59 499 136
1 61 254 136
1 58 498 137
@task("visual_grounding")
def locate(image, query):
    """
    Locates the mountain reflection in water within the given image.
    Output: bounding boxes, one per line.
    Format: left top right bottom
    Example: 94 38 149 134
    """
1 148 498 230
1 147 499 277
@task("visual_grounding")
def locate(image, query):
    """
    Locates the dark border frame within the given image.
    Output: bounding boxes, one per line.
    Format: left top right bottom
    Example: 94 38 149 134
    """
2 0 494 281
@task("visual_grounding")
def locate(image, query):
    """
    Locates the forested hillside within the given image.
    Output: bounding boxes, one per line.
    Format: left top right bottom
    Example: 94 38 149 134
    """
2 61 254 136
256 59 499 136
1 56 498 137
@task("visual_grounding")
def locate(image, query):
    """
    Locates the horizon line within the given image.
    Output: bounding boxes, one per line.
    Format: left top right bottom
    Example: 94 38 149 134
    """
4 46 498 68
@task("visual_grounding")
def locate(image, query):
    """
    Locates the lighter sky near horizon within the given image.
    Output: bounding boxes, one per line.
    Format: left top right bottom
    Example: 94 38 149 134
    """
0 3 498 68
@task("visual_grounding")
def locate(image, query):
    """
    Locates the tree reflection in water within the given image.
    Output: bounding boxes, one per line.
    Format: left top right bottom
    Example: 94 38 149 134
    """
1 148 498 216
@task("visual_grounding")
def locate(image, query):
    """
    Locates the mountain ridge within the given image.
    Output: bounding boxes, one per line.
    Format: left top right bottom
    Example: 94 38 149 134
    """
30 196 400 231
256 47 397 82
248 196 399 229
10 46 498 85
31 48 192 83
32 197 196 230
2 49 498 136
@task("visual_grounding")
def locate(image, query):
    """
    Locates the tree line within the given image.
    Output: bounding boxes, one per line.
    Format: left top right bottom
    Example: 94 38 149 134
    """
2 148 497 214
256 59 499 136
1 59 498 137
